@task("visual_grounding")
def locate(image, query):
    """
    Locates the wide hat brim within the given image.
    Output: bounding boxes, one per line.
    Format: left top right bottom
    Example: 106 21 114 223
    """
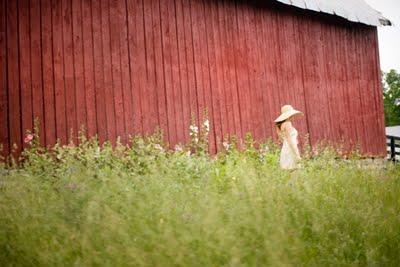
274 110 303 123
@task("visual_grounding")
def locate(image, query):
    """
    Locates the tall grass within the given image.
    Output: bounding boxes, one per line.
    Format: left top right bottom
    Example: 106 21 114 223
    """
0 133 399 266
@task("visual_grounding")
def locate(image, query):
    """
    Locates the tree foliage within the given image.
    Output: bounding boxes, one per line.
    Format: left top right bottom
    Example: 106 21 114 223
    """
383 69 400 126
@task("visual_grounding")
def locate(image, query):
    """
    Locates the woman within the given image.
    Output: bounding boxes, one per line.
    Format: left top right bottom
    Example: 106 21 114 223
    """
275 105 303 170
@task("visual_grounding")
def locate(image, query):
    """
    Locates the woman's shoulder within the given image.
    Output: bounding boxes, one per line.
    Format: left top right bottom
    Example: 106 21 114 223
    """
281 121 292 130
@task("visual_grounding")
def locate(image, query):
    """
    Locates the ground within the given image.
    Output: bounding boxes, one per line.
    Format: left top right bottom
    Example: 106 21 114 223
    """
0 137 399 266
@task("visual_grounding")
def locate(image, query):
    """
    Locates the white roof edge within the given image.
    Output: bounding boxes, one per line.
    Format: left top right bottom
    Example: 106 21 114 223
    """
275 0 392 26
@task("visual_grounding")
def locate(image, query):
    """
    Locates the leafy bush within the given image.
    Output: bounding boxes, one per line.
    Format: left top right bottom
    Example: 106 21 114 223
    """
0 131 399 266
383 69 400 126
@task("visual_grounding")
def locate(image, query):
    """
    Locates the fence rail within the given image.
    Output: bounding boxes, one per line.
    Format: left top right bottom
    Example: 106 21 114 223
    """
386 135 400 162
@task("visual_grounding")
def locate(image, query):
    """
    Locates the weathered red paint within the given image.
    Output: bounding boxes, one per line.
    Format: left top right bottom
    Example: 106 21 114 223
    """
0 0 387 157
0 0 8 156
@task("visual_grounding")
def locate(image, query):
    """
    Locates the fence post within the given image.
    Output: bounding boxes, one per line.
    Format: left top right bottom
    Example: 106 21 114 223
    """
390 137 396 162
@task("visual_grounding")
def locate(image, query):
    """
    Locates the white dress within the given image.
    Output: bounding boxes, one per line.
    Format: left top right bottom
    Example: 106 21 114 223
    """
280 126 300 170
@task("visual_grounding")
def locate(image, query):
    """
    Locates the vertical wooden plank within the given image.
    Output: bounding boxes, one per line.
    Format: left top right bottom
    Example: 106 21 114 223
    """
119 0 134 138
315 19 333 144
231 2 246 143
91 0 107 142
319 20 337 145
290 15 309 141
241 3 257 140
159 0 177 145
346 27 365 150
359 27 384 155
30 0 45 145
336 25 355 152
174 0 191 144
72 0 87 134
273 12 286 110
371 29 386 155
259 6 281 141
151 0 168 140
100 0 116 143
167 0 185 145
253 7 271 140
171 0 190 146
143 0 161 136
327 25 346 146
244 3 265 141
299 18 329 146
82 0 97 138
41 0 56 147
234 0 251 138
363 29 379 155
7 0 22 154
136 0 149 136
109 0 126 142
354 27 371 154
203 0 222 149
190 0 207 127
276 11 308 136
0 0 9 156
224 0 243 141
19 0 33 149
52 0 67 143
219 1 235 137
182 0 199 132
197 0 216 151
312 19 333 144
342 26 359 150
127 0 145 137
366 28 383 155
62 0 77 142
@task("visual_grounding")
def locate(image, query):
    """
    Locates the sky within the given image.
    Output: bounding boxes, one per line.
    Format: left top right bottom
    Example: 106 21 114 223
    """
365 0 400 72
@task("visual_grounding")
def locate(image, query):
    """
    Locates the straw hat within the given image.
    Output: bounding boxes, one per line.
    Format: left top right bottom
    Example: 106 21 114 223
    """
274 105 303 123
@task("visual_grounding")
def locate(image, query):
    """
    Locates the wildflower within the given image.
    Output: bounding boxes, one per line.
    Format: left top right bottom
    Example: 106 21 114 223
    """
189 124 198 134
203 119 210 132
174 144 183 152
24 134 34 144
259 145 269 155
312 147 319 156
154 144 164 151
223 141 231 150
94 147 100 158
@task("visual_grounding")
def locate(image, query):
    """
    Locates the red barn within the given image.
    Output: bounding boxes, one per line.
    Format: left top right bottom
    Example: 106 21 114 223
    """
0 0 391 156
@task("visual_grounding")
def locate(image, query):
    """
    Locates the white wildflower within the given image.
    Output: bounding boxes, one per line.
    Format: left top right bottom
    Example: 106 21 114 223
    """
189 124 198 134
154 144 164 151
223 141 231 150
259 145 269 155
174 144 183 152
203 119 210 132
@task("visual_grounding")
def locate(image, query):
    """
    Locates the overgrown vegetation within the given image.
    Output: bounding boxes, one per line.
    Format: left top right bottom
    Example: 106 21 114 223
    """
1 126 399 266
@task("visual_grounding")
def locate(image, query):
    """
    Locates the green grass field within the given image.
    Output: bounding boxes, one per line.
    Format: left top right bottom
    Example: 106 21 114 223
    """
1 135 399 266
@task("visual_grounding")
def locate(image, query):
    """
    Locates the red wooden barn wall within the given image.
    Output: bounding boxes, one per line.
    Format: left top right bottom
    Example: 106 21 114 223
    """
0 0 386 157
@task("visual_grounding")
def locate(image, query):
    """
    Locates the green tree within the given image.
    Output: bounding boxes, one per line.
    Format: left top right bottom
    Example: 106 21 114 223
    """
382 69 400 126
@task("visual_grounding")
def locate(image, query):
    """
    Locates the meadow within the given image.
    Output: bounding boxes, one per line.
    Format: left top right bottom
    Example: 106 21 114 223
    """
0 131 399 266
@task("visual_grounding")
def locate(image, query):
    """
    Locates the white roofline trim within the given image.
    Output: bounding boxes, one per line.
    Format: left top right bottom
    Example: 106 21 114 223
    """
275 0 392 26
